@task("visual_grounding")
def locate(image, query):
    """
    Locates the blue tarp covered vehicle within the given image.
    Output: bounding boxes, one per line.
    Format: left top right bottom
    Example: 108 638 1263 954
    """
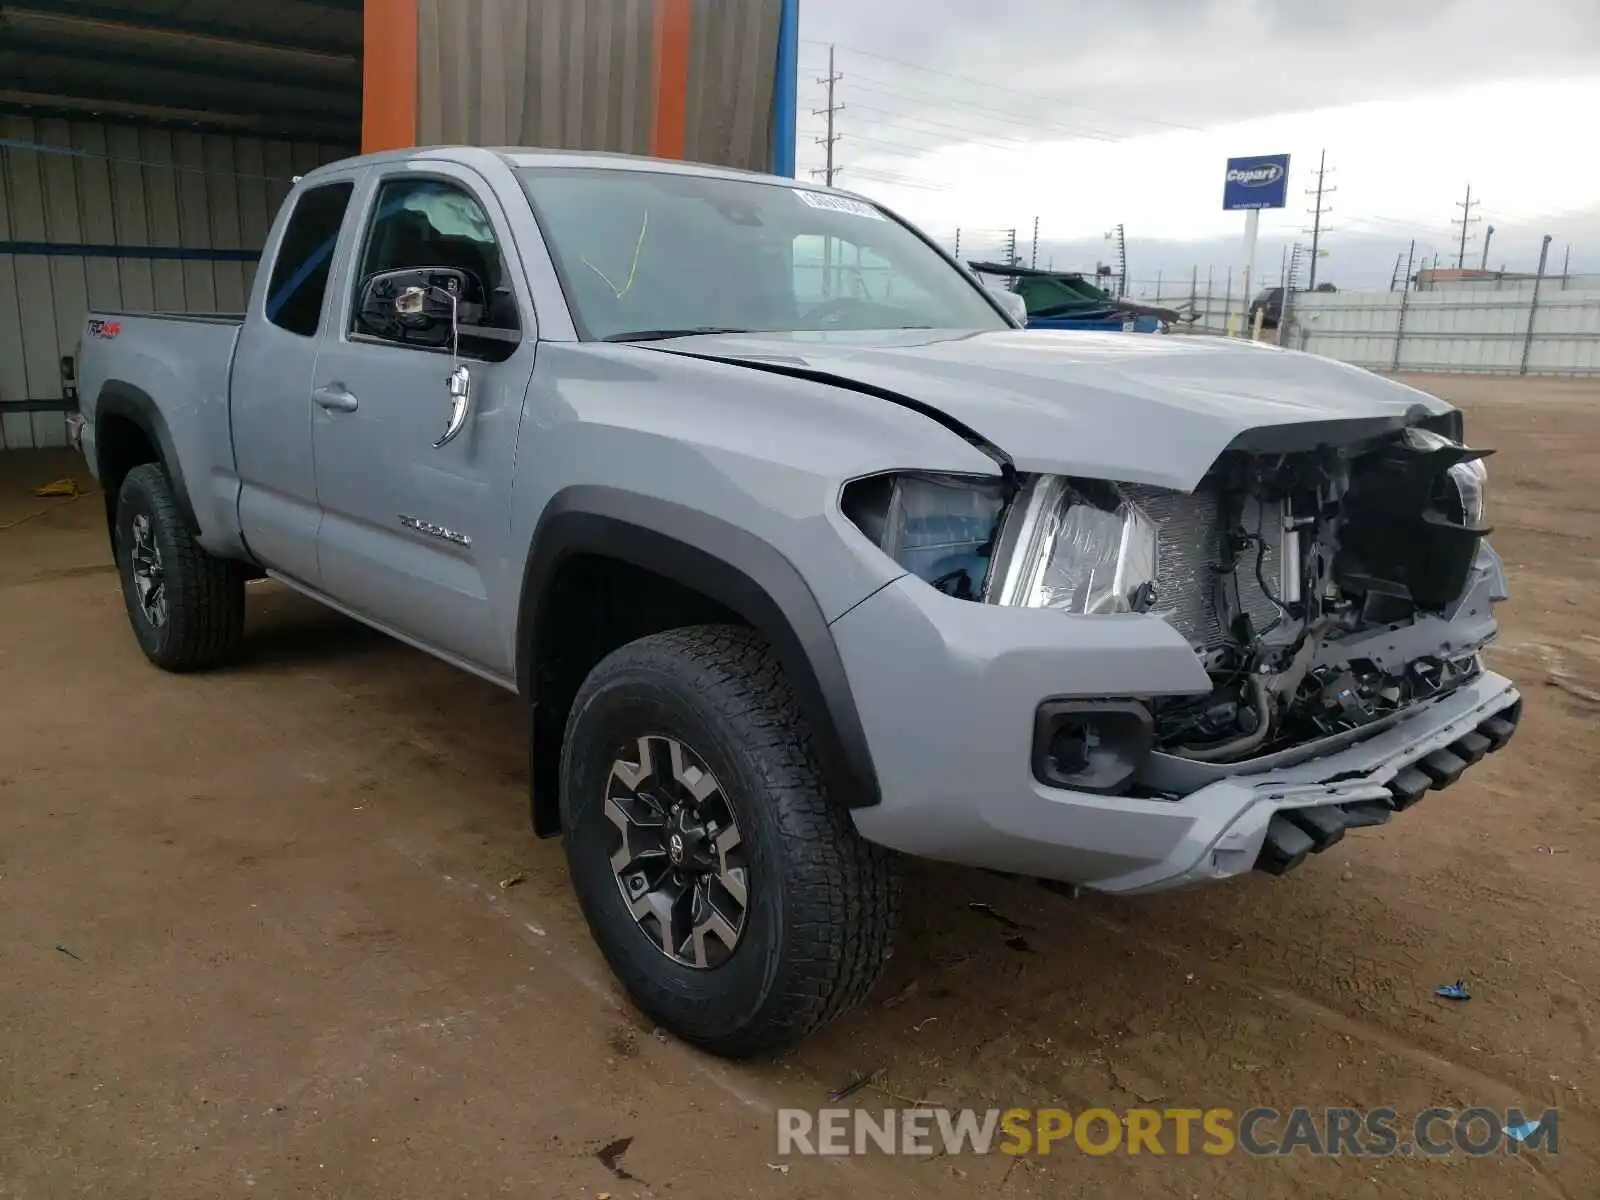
969 261 1179 333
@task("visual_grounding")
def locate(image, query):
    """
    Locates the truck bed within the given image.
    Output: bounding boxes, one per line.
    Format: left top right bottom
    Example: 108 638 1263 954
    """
75 309 248 556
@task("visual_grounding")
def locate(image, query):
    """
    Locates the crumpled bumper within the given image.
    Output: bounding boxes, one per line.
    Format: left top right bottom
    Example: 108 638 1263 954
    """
830 574 1520 894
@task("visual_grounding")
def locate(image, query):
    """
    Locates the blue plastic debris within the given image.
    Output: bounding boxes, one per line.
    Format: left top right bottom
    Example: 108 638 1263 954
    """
1434 980 1472 1001
1505 1118 1542 1143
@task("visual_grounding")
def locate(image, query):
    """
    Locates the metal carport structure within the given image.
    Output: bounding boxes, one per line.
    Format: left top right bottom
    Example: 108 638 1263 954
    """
0 0 799 448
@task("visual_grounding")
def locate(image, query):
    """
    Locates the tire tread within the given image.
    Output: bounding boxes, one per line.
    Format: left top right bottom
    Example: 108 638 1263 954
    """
118 463 246 671
566 624 899 1057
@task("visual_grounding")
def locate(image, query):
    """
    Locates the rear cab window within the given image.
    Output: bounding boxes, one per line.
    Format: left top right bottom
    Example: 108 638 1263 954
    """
265 181 356 336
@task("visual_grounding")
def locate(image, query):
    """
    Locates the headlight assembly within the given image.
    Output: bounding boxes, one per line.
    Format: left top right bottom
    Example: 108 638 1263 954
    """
844 471 1160 613
1447 457 1488 527
993 476 1159 614
842 471 1008 599
1405 426 1490 528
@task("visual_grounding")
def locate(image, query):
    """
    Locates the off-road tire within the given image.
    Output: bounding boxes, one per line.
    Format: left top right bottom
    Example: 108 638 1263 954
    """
560 624 900 1058
115 463 246 671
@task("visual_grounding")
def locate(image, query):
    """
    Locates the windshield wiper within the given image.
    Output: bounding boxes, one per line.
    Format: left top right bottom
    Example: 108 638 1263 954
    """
603 326 751 342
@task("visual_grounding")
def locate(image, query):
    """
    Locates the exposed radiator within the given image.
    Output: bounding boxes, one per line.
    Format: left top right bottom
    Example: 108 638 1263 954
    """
1124 483 1287 652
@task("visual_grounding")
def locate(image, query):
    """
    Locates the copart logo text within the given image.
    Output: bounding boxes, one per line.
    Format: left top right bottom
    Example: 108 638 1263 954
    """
1227 164 1285 187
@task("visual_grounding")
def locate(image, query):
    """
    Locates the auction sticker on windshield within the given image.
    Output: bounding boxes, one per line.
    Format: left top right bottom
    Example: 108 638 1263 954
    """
793 189 884 219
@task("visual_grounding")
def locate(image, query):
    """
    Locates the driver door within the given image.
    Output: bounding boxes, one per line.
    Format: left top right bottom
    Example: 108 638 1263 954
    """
308 164 535 678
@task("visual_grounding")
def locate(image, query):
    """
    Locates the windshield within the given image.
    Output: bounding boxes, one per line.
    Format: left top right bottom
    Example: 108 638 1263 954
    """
517 167 1008 341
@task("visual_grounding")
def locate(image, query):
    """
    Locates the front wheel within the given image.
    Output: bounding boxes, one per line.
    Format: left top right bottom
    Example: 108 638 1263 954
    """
115 463 246 671
559 625 899 1058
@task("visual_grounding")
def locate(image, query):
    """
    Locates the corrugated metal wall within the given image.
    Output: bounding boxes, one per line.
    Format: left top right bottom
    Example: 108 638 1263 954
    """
417 0 654 154
684 0 779 171
0 116 348 450
1289 286 1600 376
415 0 779 170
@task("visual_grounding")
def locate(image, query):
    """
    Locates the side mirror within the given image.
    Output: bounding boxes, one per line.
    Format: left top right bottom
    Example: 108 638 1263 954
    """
986 285 1028 326
355 267 475 347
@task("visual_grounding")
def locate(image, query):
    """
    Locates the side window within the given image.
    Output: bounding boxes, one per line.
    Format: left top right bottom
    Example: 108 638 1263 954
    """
265 181 354 337
354 178 520 333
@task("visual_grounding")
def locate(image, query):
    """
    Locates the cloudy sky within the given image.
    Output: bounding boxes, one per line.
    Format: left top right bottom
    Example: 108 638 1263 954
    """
795 0 1600 289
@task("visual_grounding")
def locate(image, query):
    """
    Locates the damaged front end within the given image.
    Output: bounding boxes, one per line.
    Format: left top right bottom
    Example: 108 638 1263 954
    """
842 413 1512 811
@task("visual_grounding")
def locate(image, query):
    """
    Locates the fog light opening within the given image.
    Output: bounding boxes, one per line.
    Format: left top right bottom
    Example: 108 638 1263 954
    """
1032 701 1154 795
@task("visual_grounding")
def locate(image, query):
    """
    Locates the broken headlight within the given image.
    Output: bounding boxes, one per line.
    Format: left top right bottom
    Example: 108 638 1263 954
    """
842 472 1007 599
843 471 1159 614
1406 426 1490 527
1448 457 1488 526
994 476 1160 614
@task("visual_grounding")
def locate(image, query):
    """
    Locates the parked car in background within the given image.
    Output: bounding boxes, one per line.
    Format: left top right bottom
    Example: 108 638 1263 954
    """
71 147 1518 1058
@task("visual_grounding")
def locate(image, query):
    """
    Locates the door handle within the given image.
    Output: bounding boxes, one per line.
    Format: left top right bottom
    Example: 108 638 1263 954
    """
313 384 359 413
433 365 472 448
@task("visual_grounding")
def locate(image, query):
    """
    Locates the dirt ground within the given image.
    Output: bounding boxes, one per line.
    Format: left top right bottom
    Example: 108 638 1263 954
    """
1 373 1597 1200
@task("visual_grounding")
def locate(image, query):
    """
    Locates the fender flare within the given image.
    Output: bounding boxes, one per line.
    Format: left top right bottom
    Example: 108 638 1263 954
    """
94 380 200 535
516 485 882 809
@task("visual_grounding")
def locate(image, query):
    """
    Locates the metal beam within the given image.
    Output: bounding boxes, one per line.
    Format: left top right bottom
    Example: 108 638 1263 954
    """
1 397 77 413
0 241 262 261
0 93 356 143
3 2 358 59
0 36 360 94
2 65 362 122
0 90 358 143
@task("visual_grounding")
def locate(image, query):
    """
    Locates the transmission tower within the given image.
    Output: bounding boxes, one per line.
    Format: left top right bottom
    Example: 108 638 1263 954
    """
1003 228 1018 268
1452 185 1481 269
1031 216 1040 269
1304 149 1334 288
1106 224 1127 297
810 45 844 186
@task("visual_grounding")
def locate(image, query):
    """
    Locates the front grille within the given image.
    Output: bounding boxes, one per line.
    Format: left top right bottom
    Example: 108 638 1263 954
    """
1124 483 1285 652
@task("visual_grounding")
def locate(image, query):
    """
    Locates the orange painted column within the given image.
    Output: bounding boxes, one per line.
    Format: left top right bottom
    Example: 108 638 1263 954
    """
362 0 419 153
651 0 693 159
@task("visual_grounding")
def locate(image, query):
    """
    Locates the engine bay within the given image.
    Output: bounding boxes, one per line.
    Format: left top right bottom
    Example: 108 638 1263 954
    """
1143 425 1493 761
843 418 1499 767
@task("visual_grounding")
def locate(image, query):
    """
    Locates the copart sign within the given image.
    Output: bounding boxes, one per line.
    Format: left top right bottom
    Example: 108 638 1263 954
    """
1222 154 1291 210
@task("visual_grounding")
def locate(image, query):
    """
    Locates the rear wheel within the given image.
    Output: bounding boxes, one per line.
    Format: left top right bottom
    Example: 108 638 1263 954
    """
559 624 899 1058
115 463 246 671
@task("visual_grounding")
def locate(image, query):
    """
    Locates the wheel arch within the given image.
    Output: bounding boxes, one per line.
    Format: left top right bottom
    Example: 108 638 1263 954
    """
516 486 882 835
94 381 199 551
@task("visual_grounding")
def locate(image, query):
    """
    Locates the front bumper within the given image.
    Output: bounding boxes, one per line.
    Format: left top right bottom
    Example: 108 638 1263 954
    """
831 576 1520 894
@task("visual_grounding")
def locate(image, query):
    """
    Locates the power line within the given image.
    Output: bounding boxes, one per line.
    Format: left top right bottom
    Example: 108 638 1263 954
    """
820 71 1123 142
1452 184 1481 269
1304 149 1334 289
843 168 950 193
806 101 1033 150
799 39 1203 133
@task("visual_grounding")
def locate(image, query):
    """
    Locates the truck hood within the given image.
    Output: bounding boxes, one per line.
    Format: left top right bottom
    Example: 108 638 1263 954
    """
649 329 1451 490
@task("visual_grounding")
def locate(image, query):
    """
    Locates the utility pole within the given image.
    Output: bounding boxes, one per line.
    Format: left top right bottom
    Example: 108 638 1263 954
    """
1480 225 1494 271
1031 216 1040 270
811 45 843 186
1304 149 1334 288
1452 184 1480 268
953 228 961 261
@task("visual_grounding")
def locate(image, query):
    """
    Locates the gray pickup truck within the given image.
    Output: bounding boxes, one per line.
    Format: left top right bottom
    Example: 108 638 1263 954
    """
72 146 1520 1057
